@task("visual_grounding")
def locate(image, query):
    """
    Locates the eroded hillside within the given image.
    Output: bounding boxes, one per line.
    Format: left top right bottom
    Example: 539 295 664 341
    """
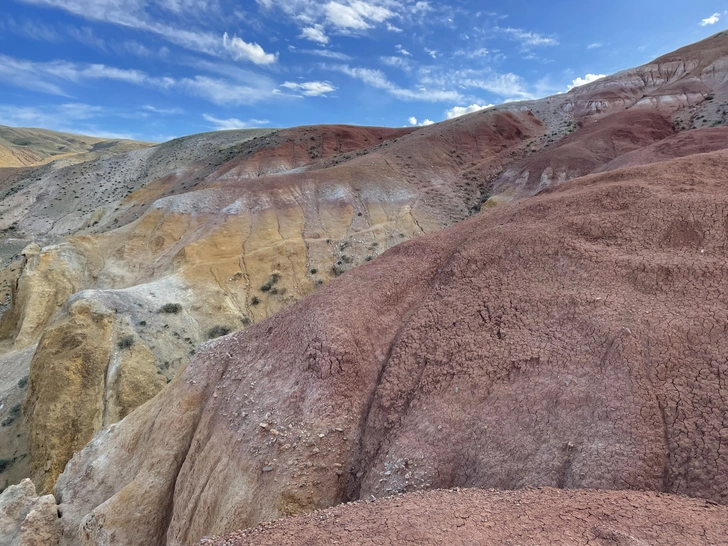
1 33 728 540
45 148 728 545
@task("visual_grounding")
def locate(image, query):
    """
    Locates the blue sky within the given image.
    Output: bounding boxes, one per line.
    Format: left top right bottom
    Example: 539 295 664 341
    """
0 0 726 141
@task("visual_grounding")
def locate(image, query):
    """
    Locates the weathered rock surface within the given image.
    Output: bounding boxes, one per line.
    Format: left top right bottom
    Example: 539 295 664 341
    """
202 488 728 546
0 479 59 546
51 148 728 545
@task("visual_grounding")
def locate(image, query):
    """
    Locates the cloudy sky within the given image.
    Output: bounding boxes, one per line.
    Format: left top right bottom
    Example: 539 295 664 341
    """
1 0 726 141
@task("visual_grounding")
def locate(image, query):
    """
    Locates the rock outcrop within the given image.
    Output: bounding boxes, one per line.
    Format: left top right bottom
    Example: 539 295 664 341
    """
202 488 728 546
0 479 59 546
50 148 728 545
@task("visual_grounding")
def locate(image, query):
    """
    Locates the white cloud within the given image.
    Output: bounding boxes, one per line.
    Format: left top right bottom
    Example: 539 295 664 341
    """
701 13 720 26
424 47 437 58
568 73 606 90
498 26 559 48
203 114 269 130
222 32 278 65
408 116 434 126
330 64 464 102
445 103 494 119
324 1 395 30
386 22 403 32
587 42 603 49
396 44 411 56
280 80 337 96
299 25 329 44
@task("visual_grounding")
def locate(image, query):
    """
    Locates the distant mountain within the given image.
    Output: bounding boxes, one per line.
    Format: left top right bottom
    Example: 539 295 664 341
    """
0 125 152 168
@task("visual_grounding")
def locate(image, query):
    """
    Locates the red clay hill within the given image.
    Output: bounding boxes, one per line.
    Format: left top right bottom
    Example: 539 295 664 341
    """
52 147 728 545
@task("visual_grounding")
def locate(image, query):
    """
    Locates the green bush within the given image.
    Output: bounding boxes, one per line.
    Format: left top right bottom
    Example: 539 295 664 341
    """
160 303 182 314
117 335 135 350
17 376 28 389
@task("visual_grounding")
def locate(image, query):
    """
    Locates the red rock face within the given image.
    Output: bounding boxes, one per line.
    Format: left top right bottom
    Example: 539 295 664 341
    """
55 148 728 545
202 488 728 546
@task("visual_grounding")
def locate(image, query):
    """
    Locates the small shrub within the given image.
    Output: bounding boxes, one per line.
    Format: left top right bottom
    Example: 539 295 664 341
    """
138 320 147 326
17 376 28 389
117 335 135 350
0 459 10 472
1 404 21 427
207 325 231 339
260 273 281 292
160 303 182 314
251 296 260 306
310 268 318 275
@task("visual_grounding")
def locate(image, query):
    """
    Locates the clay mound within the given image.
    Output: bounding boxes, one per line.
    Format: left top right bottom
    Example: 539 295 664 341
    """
492 109 674 195
203 488 728 546
52 149 728 545
598 126 728 172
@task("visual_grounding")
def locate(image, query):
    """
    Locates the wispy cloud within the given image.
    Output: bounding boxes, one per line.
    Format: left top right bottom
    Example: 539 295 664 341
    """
280 80 337 96
202 114 269 130
587 42 603 49
18 0 277 64
497 26 559 49
143 105 184 114
700 13 721 26
0 54 278 105
329 64 464 102
0 17 62 42
298 48 351 60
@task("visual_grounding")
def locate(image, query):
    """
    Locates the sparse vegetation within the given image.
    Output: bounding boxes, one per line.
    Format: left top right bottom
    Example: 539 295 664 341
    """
251 296 260 306
117 335 135 350
260 273 281 292
160 303 182 314
1 404 21 427
17 376 28 389
207 325 231 339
